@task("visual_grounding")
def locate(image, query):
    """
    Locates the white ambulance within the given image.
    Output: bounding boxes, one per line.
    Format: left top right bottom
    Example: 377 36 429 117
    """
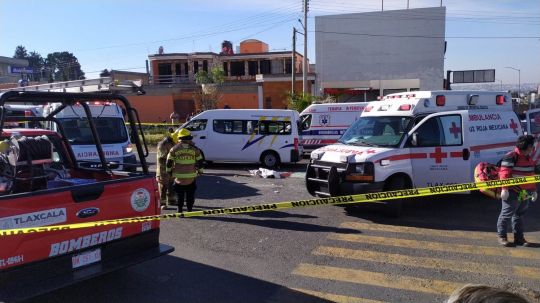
181 109 302 168
299 102 370 152
306 91 525 212
43 102 137 171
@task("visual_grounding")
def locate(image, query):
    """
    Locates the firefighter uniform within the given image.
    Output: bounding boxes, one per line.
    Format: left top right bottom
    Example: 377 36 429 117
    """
166 129 203 212
156 130 177 208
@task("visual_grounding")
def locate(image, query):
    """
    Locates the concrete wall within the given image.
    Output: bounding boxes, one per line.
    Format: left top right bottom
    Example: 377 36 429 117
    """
315 7 446 94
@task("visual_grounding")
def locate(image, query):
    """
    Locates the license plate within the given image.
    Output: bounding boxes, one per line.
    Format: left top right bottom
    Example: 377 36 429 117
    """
72 248 101 269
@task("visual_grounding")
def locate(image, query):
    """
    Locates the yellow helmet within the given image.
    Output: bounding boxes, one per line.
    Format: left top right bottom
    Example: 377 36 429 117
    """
173 128 192 143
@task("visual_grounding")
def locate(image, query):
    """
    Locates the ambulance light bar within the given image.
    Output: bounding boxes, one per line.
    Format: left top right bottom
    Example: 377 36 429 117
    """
399 104 412 111
436 95 445 106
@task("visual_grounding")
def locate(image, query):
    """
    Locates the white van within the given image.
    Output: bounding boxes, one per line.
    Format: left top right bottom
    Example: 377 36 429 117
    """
306 91 525 210
299 102 369 152
43 102 137 171
181 109 302 168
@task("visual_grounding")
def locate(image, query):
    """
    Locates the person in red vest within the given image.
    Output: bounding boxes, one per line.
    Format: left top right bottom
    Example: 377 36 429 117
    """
498 134 537 247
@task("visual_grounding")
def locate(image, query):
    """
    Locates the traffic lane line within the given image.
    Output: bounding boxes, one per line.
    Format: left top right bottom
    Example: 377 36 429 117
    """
313 246 540 281
292 263 462 295
328 234 540 260
291 288 387 303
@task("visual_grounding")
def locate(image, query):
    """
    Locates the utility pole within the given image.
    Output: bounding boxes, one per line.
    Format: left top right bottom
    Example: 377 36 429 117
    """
292 27 296 95
302 0 309 95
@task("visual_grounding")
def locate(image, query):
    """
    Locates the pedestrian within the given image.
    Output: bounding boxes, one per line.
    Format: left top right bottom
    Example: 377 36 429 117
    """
166 128 203 213
170 111 180 125
497 134 537 247
156 127 177 210
446 284 530 303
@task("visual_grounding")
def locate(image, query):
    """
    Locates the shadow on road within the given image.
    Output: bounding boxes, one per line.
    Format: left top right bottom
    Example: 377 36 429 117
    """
192 216 361 234
26 255 333 303
194 206 318 219
196 175 261 200
344 192 540 233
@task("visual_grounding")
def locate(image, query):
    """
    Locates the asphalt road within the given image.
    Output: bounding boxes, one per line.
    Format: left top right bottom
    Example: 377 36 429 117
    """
26 154 540 303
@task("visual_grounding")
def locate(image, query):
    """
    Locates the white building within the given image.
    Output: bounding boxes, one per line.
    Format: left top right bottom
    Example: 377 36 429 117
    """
315 7 446 101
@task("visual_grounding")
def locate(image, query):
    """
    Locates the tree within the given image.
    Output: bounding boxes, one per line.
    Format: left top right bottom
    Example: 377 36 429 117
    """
286 92 316 112
194 67 225 111
45 52 85 82
13 45 28 59
100 69 111 77
27 51 44 81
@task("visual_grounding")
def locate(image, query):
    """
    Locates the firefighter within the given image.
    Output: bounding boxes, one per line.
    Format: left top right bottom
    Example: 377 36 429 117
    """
156 127 177 210
166 128 203 213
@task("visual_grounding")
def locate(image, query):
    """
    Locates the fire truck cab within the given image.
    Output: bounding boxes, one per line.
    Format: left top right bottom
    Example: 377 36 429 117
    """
0 91 172 302
306 91 525 213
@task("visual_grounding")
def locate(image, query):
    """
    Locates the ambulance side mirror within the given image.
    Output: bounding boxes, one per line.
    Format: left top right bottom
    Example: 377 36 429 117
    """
410 133 418 147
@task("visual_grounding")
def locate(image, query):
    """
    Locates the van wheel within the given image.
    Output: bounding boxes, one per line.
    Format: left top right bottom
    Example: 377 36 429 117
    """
383 177 407 217
261 151 280 168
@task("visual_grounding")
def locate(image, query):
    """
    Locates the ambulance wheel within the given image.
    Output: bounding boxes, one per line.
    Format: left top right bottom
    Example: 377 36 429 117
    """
261 151 280 168
383 177 407 217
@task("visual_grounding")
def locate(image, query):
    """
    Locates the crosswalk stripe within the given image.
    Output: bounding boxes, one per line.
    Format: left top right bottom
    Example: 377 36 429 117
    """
291 288 387 303
341 222 494 240
293 263 462 295
313 246 540 280
329 234 540 260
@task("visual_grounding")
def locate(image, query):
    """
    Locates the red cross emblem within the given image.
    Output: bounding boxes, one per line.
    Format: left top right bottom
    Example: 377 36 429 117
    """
448 122 461 139
429 147 448 164
509 119 519 135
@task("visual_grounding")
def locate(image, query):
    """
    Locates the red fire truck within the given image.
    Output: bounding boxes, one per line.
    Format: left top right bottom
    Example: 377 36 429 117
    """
0 91 173 302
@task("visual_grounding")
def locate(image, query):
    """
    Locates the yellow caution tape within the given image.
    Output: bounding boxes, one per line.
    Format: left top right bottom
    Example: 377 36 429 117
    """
127 122 181 127
1 175 538 237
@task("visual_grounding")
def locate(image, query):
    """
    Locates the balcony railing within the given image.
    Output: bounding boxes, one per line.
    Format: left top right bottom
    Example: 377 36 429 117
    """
149 75 191 85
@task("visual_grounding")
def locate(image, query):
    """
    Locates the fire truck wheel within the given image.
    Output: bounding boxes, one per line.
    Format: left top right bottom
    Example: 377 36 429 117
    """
383 176 407 217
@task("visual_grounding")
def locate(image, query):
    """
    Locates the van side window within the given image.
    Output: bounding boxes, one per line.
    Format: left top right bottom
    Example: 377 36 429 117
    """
259 121 292 135
413 115 462 147
184 119 207 131
213 120 248 134
246 120 258 134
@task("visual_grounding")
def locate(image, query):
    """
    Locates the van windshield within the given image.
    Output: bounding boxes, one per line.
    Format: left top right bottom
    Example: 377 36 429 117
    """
338 116 411 147
58 117 128 144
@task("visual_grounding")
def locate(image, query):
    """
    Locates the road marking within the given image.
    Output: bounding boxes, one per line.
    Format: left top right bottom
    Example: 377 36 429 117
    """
329 234 540 260
291 288 387 303
313 246 540 280
292 263 461 295
340 222 539 242
341 222 493 240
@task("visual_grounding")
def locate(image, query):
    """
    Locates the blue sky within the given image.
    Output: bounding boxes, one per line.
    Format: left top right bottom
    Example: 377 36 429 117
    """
1 0 538 84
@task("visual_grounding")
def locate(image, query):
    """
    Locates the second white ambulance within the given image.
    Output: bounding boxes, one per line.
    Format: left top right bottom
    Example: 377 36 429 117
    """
299 102 369 152
306 91 525 212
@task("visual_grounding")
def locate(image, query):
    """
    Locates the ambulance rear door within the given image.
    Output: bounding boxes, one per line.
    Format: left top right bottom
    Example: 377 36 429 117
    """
405 111 470 188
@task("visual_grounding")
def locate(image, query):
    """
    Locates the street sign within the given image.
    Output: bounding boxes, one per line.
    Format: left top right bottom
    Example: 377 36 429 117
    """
10 66 33 74
452 69 495 84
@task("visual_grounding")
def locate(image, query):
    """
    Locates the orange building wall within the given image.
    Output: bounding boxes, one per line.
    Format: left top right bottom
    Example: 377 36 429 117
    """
126 92 259 122
239 41 269 54
263 81 307 109
217 93 258 109
126 95 175 123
